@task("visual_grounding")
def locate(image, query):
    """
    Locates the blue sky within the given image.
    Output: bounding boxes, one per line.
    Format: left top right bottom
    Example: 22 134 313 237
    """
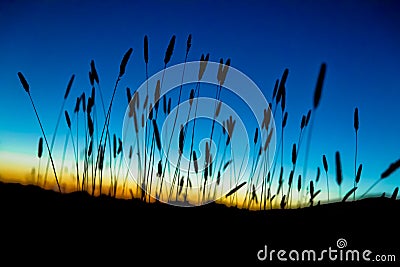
0 0 399 200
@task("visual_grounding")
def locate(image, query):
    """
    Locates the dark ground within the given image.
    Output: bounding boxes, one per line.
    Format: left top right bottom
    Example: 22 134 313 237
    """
0 181 399 266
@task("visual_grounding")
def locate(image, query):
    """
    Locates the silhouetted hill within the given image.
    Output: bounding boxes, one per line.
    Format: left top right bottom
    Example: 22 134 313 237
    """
0 182 398 266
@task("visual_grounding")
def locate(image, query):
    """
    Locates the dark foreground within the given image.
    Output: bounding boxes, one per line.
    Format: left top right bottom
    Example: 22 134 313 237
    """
0 182 399 266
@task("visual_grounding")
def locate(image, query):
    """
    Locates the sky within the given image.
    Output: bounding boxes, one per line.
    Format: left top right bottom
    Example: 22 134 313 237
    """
0 0 399 205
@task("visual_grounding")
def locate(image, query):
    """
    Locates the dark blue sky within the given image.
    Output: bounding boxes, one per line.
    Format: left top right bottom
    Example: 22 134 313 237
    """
0 0 399 198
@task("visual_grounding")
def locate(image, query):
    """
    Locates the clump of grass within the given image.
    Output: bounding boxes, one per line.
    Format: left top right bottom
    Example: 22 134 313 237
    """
17 72 61 192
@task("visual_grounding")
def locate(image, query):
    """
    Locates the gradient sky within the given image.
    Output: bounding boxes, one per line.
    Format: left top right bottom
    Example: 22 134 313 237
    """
0 0 399 201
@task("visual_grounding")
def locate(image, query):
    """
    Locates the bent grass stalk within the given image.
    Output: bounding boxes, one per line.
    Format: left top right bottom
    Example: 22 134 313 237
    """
18 72 61 192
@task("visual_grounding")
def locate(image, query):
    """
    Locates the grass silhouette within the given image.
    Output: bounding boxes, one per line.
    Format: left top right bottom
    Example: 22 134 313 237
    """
14 34 400 211
17 72 61 193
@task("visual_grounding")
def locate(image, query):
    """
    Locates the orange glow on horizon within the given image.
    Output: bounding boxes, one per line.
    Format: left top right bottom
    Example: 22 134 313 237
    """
1 151 328 210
